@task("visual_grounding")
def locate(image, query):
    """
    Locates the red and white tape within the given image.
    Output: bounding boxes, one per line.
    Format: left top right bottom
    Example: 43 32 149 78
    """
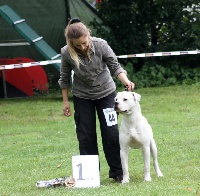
0 50 199 70
0 59 61 70
116 50 200 58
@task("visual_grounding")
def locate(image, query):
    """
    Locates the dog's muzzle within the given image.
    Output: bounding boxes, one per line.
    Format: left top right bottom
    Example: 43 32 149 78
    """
114 102 128 113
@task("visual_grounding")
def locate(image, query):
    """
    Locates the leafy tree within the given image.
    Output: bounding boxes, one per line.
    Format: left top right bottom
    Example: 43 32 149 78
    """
90 0 200 70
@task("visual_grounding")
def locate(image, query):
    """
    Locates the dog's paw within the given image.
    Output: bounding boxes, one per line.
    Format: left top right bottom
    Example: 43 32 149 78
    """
121 176 130 184
157 172 164 177
121 179 130 184
144 176 152 182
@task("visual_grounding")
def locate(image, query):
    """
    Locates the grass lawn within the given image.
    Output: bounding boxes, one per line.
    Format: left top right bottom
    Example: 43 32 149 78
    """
0 84 200 195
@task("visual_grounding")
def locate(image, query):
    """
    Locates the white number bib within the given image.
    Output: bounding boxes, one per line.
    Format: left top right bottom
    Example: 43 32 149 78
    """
103 108 117 126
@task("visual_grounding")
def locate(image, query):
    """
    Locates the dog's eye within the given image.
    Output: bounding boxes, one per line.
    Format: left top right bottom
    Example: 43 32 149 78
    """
123 98 127 101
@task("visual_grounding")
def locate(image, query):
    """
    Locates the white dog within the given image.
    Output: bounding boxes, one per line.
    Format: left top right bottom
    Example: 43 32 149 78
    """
114 91 163 184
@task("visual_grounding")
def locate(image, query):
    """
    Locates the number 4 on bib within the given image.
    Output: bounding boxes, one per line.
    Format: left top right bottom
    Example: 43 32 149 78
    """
103 108 117 126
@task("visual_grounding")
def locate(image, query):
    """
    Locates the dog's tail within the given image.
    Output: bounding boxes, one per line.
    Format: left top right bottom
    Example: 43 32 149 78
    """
150 139 164 177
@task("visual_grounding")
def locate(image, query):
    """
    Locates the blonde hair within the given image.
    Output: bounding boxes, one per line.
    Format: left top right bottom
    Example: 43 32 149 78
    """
64 18 92 68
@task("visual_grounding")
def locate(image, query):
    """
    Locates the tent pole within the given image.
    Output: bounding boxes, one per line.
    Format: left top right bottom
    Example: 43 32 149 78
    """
2 70 7 98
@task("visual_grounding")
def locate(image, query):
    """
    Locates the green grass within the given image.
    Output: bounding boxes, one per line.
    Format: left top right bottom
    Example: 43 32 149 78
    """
0 84 200 196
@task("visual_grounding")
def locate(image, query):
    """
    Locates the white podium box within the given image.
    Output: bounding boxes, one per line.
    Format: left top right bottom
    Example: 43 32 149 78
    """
72 155 100 188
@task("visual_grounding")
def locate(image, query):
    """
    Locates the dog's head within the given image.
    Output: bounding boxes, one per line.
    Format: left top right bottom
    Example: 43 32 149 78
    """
114 91 141 114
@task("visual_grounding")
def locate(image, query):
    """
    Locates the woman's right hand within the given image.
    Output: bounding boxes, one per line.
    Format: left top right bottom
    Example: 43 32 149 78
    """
63 101 71 117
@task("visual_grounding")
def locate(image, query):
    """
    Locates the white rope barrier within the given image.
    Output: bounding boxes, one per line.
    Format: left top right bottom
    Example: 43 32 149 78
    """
0 50 199 70
0 59 61 70
116 50 200 58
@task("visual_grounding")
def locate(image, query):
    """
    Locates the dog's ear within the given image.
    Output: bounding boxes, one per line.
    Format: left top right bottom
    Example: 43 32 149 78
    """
132 92 141 102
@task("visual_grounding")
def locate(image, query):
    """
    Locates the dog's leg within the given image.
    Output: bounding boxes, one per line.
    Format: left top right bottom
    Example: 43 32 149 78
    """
120 147 130 184
150 138 164 177
142 146 151 181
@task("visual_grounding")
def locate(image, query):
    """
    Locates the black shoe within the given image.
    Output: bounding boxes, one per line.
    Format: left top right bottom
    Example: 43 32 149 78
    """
113 174 123 183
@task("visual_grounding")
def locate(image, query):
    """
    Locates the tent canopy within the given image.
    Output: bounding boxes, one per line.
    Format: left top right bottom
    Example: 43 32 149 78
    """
0 0 102 62
0 0 103 98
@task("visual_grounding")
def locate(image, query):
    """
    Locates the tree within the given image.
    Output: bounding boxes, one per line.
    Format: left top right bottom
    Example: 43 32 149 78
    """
90 0 200 69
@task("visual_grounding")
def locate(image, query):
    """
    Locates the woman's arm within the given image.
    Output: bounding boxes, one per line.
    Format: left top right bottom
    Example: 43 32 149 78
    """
59 47 72 117
100 39 135 90
62 88 71 117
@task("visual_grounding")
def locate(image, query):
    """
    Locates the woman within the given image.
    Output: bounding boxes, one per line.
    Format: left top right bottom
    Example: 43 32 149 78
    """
58 18 135 182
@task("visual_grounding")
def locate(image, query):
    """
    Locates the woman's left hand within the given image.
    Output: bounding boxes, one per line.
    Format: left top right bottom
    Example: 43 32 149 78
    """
117 72 135 91
125 81 135 91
